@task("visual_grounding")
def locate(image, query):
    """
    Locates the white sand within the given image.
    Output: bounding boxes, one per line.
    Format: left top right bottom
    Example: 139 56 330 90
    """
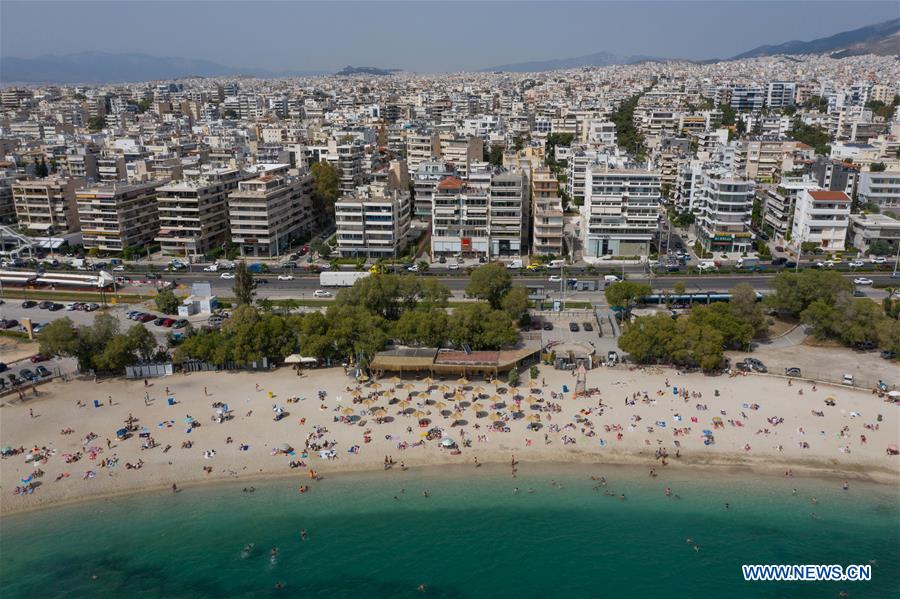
2 364 898 515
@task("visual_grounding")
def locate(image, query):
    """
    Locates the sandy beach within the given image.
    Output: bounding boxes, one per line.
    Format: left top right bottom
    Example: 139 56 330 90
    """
2 364 898 515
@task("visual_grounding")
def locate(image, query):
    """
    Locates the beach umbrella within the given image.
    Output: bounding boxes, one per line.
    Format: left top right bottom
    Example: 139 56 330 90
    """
363 398 376 406
350 390 361 397
451 410 463 420
341 407 355 415
279 443 293 452
472 402 484 410
491 413 504 421
456 377 469 386
423 377 435 385
358 374 369 382
526 395 538 403
372 408 387 418
489 378 501 386
390 376 401 384
398 399 412 408
370 382 382 389
490 394 501 402
413 410 427 418
453 391 466 402
434 401 447 410
21 475 33 484
438 384 450 392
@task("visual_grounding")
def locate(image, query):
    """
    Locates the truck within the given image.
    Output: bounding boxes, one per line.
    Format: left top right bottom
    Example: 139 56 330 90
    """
247 262 265 274
736 257 760 269
320 271 370 287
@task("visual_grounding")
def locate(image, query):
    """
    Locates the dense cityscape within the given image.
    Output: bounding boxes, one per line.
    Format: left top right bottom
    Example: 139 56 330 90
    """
1 4 899 596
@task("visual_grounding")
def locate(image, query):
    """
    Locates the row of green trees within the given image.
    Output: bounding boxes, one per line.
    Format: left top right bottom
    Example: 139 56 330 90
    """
610 94 646 159
617 283 765 370
38 314 161 373
176 267 525 367
767 270 899 354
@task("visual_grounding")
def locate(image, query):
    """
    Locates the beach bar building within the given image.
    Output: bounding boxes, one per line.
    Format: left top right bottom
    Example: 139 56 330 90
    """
370 344 541 379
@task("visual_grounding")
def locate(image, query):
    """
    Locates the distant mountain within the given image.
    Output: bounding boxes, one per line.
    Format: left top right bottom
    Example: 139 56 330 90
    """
334 65 400 76
731 18 900 60
482 51 664 73
0 52 325 84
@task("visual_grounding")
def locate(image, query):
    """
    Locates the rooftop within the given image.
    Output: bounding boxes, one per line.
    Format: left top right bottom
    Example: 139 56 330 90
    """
808 190 850 202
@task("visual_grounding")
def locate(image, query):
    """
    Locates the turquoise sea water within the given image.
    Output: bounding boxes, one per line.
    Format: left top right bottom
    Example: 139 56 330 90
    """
1 464 898 598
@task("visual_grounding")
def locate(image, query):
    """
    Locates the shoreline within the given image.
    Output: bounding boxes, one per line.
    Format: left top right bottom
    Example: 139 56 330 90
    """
3 365 897 518
3 450 897 518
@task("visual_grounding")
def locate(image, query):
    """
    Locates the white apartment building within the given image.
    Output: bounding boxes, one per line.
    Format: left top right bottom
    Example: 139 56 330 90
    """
335 182 411 259
439 135 483 179
581 166 660 259
76 181 161 252
791 190 851 252
488 170 527 257
411 160 455 220
858 170 900 210
761 175 820 238
531 166 564 256
766 82 797 109
405 131 441 174
12 177 82 235
155 167 249 257
583 119 617 146
431 176 489 258
228 170 315 258
694 168 755 253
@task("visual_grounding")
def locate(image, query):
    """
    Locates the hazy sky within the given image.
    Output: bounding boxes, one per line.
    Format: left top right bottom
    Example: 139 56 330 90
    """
2 1 897 72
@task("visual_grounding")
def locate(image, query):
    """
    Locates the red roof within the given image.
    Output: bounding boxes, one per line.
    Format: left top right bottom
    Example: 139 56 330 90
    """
436 176 463 191
808 191 849 202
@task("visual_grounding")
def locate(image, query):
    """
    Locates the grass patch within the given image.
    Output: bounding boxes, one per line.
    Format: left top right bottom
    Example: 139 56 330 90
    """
0 329 29 340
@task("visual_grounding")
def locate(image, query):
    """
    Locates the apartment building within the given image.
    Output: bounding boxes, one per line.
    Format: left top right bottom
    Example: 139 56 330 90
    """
12 177 82 235
155 167 249 257
766 82 797 109
335 182 411 258
228 169 314 258
858 170 900 210
405 131 441 174
439 135 483 179
76 181 161 252
848 213 900 253
730 85 765 111
761 175 820 238
306 139 367 196
694 168 755 253
583 119 617 146
531 166 564 256
411 159 455 220
97 155 127 182
737 137 786 182
809 157 858 196
431 176 489 258
791 190 851 252
65 150 99 181
581 166 661 259
488 170 527 257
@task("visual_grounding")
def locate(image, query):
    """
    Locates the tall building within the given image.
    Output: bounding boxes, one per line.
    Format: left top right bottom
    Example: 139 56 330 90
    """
228 168 315 258
761 175 820 239
431 176 489 258
530 166 564 256
791 190 851 252
405 131 441 174
439 135 483 179
411 159 455 220
155 167 249 257
12 177 82 235
76 181 160 252
694 168 755 253
766 82 797 109
335 182 411 258
581 166 660 259
488 170 527 257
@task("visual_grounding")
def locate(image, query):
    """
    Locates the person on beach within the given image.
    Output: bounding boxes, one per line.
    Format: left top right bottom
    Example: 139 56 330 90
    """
172 483 177 493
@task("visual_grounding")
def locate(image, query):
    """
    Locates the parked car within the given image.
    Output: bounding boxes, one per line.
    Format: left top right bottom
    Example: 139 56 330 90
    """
853 277 873 285
277 274 294 281
35 365 51 378
30 354 48 363
548 275 562 283
568 322 579 332
542 321 553 331
37 300 54 309
153 317 166 326
784 367 802 377
784 261 797 268
744 358 767 373
881 350 896 360
220 272 235 279
735 361 752 373
138 313 155 323
19 368 36 382
848 260 864 268
173 319 188 329
842 374 855 386
47 302 64 311
871 256 887 264
448 263 459 271
0 319 19 329
161 318 175 327
84 303 100 311
582 322 593 332
112 265 126 271
0 362 6 373
313 289 332 298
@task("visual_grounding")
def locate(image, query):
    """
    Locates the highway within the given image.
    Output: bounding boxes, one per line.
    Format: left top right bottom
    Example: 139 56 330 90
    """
139 270 898 300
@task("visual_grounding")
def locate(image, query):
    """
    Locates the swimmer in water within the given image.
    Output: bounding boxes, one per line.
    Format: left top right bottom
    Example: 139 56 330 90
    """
275 582 285 590
619 494 626 501
725 502 730 509
417 584 426 593
811 497 817 504
300 529 308 541
513 487 519 494
792 489 797 496
665 487 672 497
422 490 430 498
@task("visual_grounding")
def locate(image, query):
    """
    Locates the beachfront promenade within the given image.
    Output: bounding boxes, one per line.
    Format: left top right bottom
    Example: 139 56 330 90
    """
2 363 898 514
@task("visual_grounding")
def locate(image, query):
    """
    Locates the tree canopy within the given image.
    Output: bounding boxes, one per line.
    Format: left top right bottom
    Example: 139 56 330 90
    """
465 263 512 310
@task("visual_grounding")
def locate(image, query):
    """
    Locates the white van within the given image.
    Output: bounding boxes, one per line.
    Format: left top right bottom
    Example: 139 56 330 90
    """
506 259 523 269
604 275 620 283
549 259 566 268
698 260 717 271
